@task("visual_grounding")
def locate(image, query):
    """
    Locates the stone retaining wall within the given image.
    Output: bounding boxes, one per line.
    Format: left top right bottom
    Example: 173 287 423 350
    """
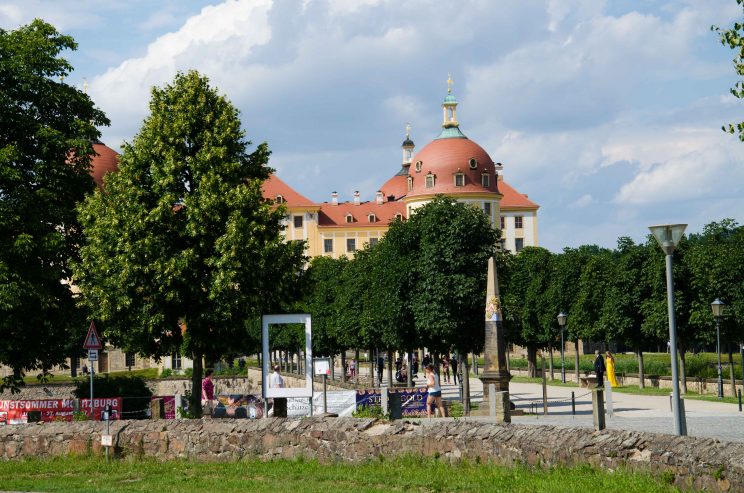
1 418 741 492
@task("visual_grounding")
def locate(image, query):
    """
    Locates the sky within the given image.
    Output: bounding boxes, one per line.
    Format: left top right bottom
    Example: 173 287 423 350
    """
2 0 743 251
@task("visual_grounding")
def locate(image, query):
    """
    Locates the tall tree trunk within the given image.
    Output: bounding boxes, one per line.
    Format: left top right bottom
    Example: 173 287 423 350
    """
463 357 471 415
387 350 394 387
191 351 203 416
548 344 554 381
728 343 736 396
637 349 645 389
297 348 302 374
574 340 580 384
341 351 347 383
527 344 537 378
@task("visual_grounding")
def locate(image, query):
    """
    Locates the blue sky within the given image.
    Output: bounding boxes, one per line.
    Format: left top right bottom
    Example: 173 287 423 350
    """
2 0 742 251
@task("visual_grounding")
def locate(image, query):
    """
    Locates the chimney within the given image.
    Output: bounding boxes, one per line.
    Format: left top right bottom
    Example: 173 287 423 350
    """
331 191 338 206
353 191 360 206
376 190 384 205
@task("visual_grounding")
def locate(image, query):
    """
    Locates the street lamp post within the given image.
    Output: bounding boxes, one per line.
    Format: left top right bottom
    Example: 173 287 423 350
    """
711 298 725 399
557 312 567 384
649 223 688 436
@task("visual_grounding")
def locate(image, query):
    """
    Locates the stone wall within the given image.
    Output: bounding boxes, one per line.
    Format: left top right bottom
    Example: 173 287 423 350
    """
0 418 740 492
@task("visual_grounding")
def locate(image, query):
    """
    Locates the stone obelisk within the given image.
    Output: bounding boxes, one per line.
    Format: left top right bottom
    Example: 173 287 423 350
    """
480 254 511 407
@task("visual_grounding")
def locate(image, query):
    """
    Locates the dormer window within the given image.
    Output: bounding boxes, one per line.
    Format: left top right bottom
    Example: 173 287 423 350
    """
368 213 377 223
468 158 478 169
407 176 413 191
394 213 403 221
346 214 354 224
425 173 435 189
275 195 284 204
481 173 490 188
415 161 423 173
454 173 465 187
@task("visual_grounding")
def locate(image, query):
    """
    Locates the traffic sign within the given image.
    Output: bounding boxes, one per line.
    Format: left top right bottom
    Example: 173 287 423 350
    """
88 350 98 361
83 321 102 349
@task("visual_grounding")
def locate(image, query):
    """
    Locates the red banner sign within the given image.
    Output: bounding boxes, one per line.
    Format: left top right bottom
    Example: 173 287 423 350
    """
0 398 122 424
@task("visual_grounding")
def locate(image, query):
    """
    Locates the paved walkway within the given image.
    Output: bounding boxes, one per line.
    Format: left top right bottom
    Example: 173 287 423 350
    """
367 368 744 442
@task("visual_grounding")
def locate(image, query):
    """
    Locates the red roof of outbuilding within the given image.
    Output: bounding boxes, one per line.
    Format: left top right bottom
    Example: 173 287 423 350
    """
499 178 539 209
262 175 318 208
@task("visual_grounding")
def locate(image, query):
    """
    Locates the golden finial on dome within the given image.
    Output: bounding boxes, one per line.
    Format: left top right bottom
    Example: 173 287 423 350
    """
447 73 453 94
83 78 89 94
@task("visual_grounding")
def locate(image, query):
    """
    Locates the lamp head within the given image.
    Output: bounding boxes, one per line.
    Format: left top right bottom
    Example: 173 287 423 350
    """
557 312 567 327
648 224 687 255
711 298 725 318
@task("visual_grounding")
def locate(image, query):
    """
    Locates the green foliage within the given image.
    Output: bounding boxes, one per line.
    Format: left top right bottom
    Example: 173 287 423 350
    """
72 374 153 418
74 71 306 414
159 369 173 378
351 405 389 420
713 0 744 141
0 20 109 393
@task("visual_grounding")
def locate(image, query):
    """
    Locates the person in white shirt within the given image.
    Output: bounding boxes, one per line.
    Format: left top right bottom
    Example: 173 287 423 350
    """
425 364 446 418
270 365 284 388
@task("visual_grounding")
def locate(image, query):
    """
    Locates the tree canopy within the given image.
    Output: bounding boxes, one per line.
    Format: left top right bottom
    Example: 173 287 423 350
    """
74 70 305 413
0 20 109 392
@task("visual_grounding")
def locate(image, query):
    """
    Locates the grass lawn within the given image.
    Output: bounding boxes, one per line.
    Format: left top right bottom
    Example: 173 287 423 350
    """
23 368 160 385
0 456 688 493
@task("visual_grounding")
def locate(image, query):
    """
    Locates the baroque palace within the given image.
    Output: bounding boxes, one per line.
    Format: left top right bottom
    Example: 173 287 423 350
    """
16 81 539 376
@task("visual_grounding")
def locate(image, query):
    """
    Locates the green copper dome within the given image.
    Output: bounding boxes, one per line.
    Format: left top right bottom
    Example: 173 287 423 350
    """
443 93 457 104
435 126 467 139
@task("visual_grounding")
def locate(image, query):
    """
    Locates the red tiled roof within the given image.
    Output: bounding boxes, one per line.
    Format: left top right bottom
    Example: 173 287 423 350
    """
318 200 405 228
499 178 539 209
379 174 408 201
262 175 318 208
90 143 120 188
407 137 500 197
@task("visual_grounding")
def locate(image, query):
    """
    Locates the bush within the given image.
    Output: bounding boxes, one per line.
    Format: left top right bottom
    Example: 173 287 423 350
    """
352 406 389 420
73 374 153 419
159 368 173 378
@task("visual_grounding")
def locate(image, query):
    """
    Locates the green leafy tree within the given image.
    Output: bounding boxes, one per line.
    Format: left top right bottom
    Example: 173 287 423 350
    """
0 20 108 392
713 0 744 140
75 71 305 414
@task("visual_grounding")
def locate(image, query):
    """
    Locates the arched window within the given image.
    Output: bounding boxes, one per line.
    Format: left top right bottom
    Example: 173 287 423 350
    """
368 213 377 223
407 176 413 191
415 161 423 173
454 172 465 187
275 195 284 204
481 173 490 187
394 213 403 221
345 214 354 224
425 173 435 189
468 158 478 169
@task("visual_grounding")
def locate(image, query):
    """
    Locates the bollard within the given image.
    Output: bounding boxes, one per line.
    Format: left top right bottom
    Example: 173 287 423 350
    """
604 380 613 418
541 355 548 415
678 398 687 435
489 384 496 418
592 388 605 431
571 391 575 416
738 389 742 412
494 390 511 423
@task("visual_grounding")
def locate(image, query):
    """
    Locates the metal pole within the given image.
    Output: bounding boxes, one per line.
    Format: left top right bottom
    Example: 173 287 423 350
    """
560 327 566 384
571 391 575 416
89 363 94 419
322 373 328 414
541 354 548 415
738 389 742 412
716 317 723 399
665 253 686 436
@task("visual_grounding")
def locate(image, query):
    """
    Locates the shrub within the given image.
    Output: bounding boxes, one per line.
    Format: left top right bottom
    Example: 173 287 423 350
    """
73 374 153 419
159 368 173 378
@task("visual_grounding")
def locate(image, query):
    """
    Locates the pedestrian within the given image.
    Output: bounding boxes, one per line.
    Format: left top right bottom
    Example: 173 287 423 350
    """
82 364 88 376
425 364 446 418
349 359 356 379
201 369 215 417
442 355 450 384
450 355 459 385
377 355 384 384
270 365 285 388
605 351 619 387
412 354 419 377
423 353 431 367
593 350 606 386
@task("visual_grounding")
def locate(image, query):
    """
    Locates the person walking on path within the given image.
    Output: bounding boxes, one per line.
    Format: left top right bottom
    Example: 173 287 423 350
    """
201 369 215 417
450 355 459 385
425 364 446 418
605 351 619 387
593 350 606 386
442 356 450 384
377 355 384 384
270 365 285 388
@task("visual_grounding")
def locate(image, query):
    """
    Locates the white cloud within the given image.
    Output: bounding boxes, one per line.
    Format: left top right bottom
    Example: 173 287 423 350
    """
569 194 595 208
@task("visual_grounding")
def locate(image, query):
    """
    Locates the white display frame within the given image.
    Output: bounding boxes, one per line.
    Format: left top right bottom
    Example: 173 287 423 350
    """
262 314 313 398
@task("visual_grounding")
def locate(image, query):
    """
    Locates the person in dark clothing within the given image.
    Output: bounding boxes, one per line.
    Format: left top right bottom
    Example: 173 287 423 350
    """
377 356 384 384
450 355 459 385
593 350 606 385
